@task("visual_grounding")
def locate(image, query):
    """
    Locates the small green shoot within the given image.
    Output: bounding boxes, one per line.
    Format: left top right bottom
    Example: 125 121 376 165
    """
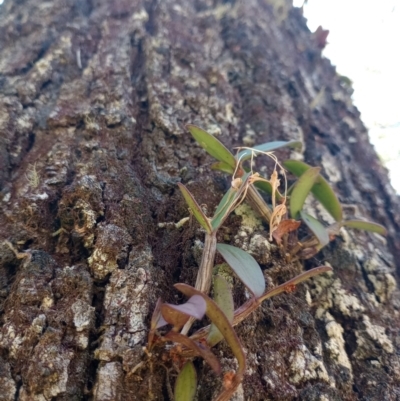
178 183 212 234
174 361 197 401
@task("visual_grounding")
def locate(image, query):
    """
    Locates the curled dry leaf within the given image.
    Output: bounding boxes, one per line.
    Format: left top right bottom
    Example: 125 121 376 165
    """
269 203 287 241
272 219 301 245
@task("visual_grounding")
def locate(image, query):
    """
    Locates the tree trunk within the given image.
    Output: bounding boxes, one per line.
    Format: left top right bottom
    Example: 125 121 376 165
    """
0 0 399 400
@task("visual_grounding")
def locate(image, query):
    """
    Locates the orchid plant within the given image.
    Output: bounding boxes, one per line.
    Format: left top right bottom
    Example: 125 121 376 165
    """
136 125 386 401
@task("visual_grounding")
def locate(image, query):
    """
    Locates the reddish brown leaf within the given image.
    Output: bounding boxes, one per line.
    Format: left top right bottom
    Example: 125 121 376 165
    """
164 331 221 375
272 219 301 245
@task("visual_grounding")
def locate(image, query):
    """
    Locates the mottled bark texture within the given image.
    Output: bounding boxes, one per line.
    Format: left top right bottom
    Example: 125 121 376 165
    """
0 0 399 400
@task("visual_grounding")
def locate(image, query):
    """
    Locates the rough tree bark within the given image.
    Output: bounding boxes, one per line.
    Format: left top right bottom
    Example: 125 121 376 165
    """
0 0 399 400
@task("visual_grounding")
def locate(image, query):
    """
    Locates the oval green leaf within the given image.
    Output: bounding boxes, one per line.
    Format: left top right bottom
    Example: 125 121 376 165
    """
300 211 329 247
284 160 343 221
216 243 265 298
174 361 197 401
178 183 212 234
289 167 320 219
207 276 234 347
187 124 236 168
343 220 387 236
237 140 302 162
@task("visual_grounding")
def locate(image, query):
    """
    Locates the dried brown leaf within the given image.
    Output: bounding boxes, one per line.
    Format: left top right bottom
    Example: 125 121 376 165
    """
272 219 301 245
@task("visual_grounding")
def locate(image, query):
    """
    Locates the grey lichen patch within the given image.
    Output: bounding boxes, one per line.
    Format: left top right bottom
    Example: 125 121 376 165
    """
93 362 123 401
232 204 273 264
354 315 394 357
192 239 205 267
213 263 235 286
0 358 16 401
367 273 396 303
320 311 353 383
262 350 297 398
321 153 342 184
363 255 397 303
234 203 263 234
15 32 73 104
242 125 256 146
23 332 72 400
95 248 152 361
96 268 149 361
72 300 94 331
288 343 329 385
72 299 95 349
312 273 365 318
74 200 97 247
248 234 273 265
43 141 72 187
303 197 335 225
88 224 132 280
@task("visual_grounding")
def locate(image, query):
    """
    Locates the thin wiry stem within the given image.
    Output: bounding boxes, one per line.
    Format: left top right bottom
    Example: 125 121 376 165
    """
188 266 332 344
181 232 217 335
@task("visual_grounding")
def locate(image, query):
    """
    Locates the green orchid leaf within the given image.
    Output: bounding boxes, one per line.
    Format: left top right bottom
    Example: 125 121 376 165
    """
237 140 302 162
289 167 321 219
207 276 234 347
211 161 235 174
300 211 330 247
216 243 265 298
174 283 246 401
174 361 197 401
178 183 212 234
284 160 343 221
165 332 221 375
211 173 251 231
343 220 387 236
187 124 236 168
